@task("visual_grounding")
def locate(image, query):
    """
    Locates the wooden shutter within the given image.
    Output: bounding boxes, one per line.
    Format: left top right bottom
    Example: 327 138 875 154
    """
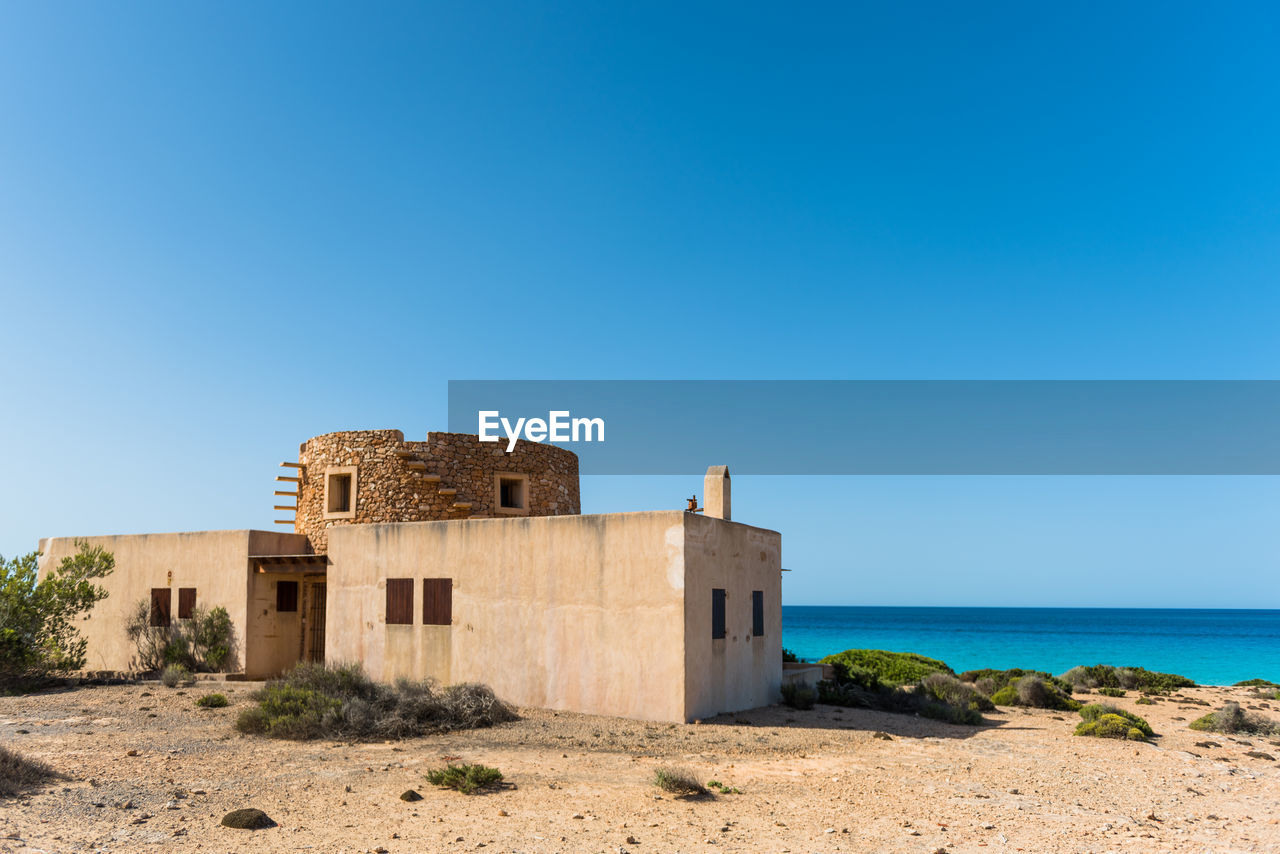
178 588 197 619
423 578 452 626
386 578 414 625
150 588 171 627
276 580 299 612
751 590 764 637
711 588 726 639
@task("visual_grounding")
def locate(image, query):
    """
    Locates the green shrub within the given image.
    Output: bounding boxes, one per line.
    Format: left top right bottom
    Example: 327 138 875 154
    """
780 682 816 710
0 745 64 797
1097 687 1126 698
0 543 113 688
1135 696 1154 705
1188 702 1279 736
1061 665 1194 693
1078 703 1153 737
982 673 1079 711
234 662 517 741
919 673 994 712
960 668 1073 696
814 675 986 726
126 602 237 674
160 664 192 688
782 648 799 663
1233 678 1277 687
196 692 229 708
1075 713 1148 741
821 649 952 686
425 763 503 794
653 766 706 796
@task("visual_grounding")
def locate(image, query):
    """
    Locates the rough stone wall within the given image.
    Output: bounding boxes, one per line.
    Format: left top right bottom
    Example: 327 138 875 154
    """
295 429 580 552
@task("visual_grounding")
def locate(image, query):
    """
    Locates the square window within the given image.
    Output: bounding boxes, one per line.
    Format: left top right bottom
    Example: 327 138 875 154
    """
751 590 764 637
276 580 299 612
150 588 171 628
386 578 414 625
493 472 529 514
178 588 197 620
323 466 358 519
711 588 726 639
423 578 452 625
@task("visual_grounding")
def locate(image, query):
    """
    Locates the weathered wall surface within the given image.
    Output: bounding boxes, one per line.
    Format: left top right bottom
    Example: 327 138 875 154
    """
326 512 690 722
682 513 783 721
35 530 308 675
295 430 580 552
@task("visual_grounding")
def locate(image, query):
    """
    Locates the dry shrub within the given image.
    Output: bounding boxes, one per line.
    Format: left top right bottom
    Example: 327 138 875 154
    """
0 746 63 798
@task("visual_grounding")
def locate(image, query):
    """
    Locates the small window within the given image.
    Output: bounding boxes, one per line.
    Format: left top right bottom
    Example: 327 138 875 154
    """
276 580 299 612
711 588 726 639
423 578 453 625
178 588 197 620
386 578 414 625
150 588 171 628
324 466 358 519
493 472 529 514
751 590 764 637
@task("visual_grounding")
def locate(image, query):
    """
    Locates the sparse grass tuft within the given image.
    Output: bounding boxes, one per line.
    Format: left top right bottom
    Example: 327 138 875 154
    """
425 763 503 794
653 766 707 797
0 745 64 797
1135 696 1155 705
196 692 229 708
1188 702 1279 736
234 661 516 741
707 779 742 794
1097 687 1126 698
160 664 192 688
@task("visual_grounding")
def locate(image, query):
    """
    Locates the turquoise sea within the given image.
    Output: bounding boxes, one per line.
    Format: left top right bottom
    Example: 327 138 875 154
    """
782 606 1280 686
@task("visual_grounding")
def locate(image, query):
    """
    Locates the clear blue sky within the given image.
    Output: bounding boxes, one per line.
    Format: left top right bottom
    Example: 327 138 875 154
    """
2 3 1278 606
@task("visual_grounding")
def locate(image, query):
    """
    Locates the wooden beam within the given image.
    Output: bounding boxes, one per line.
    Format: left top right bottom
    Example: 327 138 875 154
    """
275 476 301 482
274 490 299 497
274 519 295 525
280 462 303 469
273 505 296 511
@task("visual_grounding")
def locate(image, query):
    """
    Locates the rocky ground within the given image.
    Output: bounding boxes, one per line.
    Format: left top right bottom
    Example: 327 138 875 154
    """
1 683 1278 853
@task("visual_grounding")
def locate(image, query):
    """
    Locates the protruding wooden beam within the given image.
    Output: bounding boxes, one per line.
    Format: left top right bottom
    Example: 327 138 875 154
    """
274 520 295 525
276 476 301 482
273 505 296 511
274 490 299 497
280 462 303 469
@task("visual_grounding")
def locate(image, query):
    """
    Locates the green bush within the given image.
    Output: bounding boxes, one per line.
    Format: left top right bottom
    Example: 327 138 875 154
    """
960 668 1073 696
0 745 64 797
1078 703 1153 737
1233 678 1276 687
426 763 503 794
821 649 952 687
0 542 113 688
919 673 994 712
982 673 1079 711
653 766 706 796
1135 696 1154 705
1061 664 1194 693
1097 687 1126 698
1075 713 1148 741
126 602 237 673
1188 702 1278 736
780 682 815 710
235 661 517 741
782 648 799 663
160 664 192 688
196 692 229 708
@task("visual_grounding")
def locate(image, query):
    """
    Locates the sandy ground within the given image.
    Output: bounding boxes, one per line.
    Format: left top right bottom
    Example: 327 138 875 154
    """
1 682 1278 853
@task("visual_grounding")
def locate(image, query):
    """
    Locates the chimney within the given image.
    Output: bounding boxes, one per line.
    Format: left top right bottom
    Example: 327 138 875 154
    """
704 465 730 521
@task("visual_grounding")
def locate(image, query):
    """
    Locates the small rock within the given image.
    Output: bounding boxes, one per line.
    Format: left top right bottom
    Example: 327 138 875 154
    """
981 823 995 830
221 808 276 829
872 731 893 740
497 809 508 816
400 790 423 802
572 813 585 820
626 835 638 844
126 749 138 756
165 800 180 810
1244 751 1275 760
375 848 389 853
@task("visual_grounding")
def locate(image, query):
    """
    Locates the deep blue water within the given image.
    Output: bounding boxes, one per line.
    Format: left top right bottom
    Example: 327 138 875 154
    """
782 606 1280 685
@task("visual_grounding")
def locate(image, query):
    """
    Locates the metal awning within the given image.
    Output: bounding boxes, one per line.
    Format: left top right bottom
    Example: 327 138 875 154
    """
250 554 329 571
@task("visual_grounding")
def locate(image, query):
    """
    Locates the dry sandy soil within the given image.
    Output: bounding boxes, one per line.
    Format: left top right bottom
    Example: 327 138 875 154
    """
1 682 1278 853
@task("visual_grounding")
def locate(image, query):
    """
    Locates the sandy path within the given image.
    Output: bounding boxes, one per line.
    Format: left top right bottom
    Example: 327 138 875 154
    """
1 683 1277 853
